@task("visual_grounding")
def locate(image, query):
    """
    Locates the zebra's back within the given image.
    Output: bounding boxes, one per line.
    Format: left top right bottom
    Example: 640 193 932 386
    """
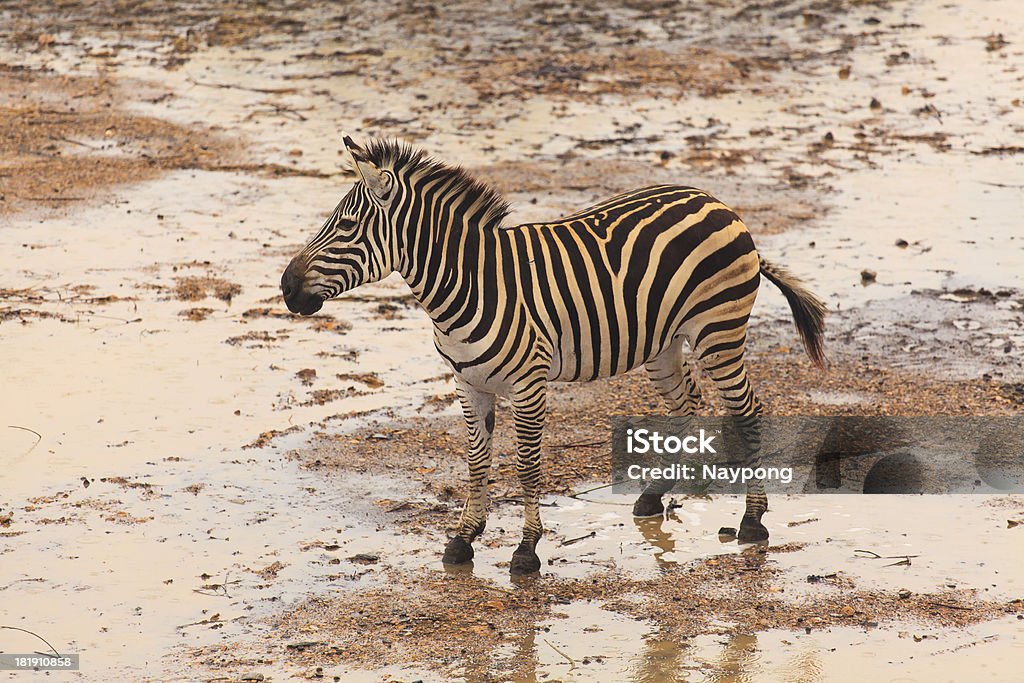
504 185 761 382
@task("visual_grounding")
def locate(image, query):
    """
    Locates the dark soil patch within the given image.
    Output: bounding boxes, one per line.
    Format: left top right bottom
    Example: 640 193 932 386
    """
471 46 765 101
0 66 239 216
173 276 242 302
0 0 314 53
192 551 1019 681
178 307 214 321
292 350 1019 519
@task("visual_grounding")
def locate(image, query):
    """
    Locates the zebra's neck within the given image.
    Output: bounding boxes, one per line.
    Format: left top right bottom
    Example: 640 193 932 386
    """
395 180 505 332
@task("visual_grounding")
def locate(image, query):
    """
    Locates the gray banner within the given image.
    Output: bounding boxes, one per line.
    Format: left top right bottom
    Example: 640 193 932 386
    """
0 653 80 670
611 416 1024 494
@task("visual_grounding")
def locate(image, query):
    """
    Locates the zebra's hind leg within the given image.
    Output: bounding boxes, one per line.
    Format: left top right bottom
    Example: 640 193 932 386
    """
699 342 769 543
731 411 768 543
635 337 702 517
508 374 548 575
442 381 496 566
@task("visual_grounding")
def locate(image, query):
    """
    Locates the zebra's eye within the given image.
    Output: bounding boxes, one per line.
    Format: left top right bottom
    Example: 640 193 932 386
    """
335 215 359 232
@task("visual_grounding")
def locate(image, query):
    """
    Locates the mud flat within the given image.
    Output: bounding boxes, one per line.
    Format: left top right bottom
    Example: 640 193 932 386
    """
1 0 1022 681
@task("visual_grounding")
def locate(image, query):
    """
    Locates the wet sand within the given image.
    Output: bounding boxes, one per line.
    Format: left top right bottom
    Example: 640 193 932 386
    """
1 0 1023 681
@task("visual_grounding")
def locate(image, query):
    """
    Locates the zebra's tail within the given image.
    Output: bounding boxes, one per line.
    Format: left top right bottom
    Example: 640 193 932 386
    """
758 256 828 370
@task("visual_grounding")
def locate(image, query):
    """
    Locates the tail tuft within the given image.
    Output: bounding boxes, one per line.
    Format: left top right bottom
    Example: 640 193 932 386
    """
759 256 828 370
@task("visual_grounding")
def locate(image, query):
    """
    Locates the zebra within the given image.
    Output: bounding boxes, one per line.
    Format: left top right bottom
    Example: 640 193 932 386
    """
281 136 826 575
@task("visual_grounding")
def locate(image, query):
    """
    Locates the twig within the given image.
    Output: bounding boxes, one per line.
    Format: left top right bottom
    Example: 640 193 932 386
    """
559 531 596 547
979 181 1024 188
550 439 607 451
568 481 622 498
20 196 86 201
884 557 913 567
198 163 333 178
283 69 360 80
928 601 973 611
8 425 41 440
7 425 42 453
0 625 62 656
78 314 142 324
193 572 239 597
185 76 297 95
243 103 312 121
543 638 577 671
492 496 558 507
572 135 663 147
176 615 221 630
50 135 100 149
855 549 920 560
856 549 920 567
579 558 617 568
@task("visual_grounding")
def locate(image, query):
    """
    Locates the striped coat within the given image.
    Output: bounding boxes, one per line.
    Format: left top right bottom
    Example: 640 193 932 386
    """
282 137 826 574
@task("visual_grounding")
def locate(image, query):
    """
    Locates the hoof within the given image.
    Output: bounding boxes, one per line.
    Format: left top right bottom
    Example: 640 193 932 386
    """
632 493 665 518
442 536 474 565
737 516 769 543
509 544 541 575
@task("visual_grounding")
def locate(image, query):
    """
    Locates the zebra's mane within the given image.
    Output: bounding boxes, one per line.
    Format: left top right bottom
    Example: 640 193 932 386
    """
360 139 512 231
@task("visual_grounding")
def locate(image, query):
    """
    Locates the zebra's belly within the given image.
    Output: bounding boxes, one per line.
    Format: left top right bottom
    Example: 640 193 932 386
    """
435 320 668 393
433 326 531 396
545 328 678 383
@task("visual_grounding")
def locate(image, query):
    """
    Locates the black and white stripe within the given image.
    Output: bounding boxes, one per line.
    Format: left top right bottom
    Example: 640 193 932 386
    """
282 137 826 574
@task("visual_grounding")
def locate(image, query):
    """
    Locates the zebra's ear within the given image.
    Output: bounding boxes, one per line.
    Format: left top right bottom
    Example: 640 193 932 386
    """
342 135 393 201
342 134 366 161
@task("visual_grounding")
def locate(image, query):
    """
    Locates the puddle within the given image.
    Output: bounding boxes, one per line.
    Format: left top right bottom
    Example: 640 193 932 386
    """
352 595 1023 682
681 616 1024 683
0 446 456 680
520 491 1024 600
305 488 1022 682
505 606 1023 682
765 154 1024 311
515 601 648 682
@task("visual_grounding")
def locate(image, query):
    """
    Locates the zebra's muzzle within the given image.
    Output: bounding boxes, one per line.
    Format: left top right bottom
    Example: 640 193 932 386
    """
281 257 324 316
284 293 323 316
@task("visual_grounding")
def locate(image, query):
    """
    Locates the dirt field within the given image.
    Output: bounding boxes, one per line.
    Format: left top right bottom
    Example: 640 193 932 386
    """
2 0 1022 681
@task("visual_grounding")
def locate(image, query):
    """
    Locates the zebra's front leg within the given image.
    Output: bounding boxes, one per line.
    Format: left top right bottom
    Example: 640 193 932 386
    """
442 382 496 566
508 377 548 575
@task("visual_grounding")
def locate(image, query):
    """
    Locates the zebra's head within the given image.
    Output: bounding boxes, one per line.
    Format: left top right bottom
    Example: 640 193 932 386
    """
281 135 398 315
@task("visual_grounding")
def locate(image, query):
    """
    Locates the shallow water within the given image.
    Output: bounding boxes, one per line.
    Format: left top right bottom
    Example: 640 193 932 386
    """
492 490 1024 599
509 607 1023 683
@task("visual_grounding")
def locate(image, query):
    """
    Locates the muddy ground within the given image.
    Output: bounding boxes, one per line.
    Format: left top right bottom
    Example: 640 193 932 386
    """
1 0 1023 681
